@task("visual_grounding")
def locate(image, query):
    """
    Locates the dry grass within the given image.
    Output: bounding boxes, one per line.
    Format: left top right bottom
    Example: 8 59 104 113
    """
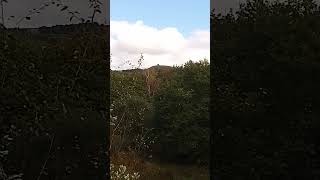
111 150 209 180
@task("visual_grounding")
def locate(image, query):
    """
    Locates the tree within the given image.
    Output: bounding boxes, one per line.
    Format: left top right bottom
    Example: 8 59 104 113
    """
212 0 320 179
0 0 103 28
152 60 210 164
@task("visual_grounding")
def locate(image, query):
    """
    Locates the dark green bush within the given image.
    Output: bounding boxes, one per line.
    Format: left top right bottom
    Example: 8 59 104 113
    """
152 60 210 164
212 0 320 179
0 24 109 180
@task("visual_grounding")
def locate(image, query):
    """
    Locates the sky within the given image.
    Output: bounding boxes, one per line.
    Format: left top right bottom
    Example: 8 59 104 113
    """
211 0 320 14
211 0 244 13
2 0 108 28
111 0 210 70
111 1 209 37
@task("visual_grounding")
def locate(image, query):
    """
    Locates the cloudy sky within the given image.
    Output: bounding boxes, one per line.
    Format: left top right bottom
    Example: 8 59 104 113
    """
211 0 245 13
111 0 210 70
2 0 108 28
211 0 320 13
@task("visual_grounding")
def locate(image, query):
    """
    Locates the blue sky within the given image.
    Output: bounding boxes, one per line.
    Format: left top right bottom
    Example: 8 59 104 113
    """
111 0 210 36
110 0 210 69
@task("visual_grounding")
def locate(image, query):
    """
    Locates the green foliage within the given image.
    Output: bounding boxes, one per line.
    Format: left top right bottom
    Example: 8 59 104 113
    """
212 0 320 179
111 71 148 101
152 60 210 164
110 70 154 156
110 60 210 166
0 25 109 180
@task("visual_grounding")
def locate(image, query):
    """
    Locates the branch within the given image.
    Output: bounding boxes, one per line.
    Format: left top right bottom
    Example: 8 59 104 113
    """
36 134 55 180
16 1 50 27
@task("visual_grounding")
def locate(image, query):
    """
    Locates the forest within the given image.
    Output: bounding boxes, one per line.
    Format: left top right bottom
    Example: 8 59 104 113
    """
110 59 210 179
212 0 320 179
0 23 109 179
3 0 320 179
0 3 210 180
0 1 112 179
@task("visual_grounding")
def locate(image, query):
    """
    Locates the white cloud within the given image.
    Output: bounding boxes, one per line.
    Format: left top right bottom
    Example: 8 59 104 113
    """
110 20 209 70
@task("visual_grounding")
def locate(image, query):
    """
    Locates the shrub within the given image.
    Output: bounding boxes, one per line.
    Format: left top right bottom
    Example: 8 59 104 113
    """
110 164 140 180
152 60 210 164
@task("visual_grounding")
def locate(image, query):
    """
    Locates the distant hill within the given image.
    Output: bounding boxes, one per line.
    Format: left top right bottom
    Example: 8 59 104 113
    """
115 65 174 73
7 22 108 32
148 65 173 71
4 23 109 41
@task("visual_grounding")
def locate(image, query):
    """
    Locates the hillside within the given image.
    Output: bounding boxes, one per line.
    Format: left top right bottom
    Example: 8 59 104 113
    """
114 65 174 73
3 23 109 41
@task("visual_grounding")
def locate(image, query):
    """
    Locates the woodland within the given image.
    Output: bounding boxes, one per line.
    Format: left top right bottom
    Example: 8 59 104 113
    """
6 0 320 179
0 25 210 179
212 0 320 179
0 23 109 180
0 0 110 179
110 59 210 179
0 1 210 180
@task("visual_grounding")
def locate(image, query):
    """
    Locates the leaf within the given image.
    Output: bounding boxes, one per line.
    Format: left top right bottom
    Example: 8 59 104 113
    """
0 150 8 157
61 6 68 11
69 16 74 22
95 9 101 14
